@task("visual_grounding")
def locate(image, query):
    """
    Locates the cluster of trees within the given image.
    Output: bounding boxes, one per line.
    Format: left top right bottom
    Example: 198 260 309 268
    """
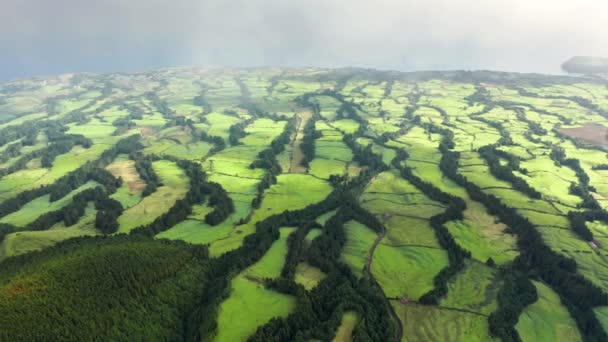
249 117 296 209
488 273 538 341
144 91 193 129
199 131 225 154
280 222 321 279
132 153 161 196
550 146 598 209
517 87 608 119
0 135 141 223
478 145 542 199
343 134 387 171
435 134 608 340
29 186 123 233
131 158 234 236
228 120 249 145
391 149 470 304
0 141 25 163
40 132 92 168
111 102 145 134
0 117 44 147
111 116 136 133
508 106 548 136
567 211 594 242
300 119 320 167
193 93 213 115
243 195 393 341
464 85 491 105
475 117 513 145
203 181 234 225
145 92 175 120
0 129 92 179
192 163 396 341
13 166 123 235
547 146 608 243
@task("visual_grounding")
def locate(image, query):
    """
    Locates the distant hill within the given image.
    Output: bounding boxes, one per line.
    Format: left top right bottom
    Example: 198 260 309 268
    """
562 56 608 74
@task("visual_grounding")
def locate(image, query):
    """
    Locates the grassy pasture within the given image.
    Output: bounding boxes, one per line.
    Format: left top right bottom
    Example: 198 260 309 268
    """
117 160 189 233
105 154 144 208
0 203 98 260
441 261 499 315
214 227 297 342
515 281 582 342
332 311 359 342
392 301 496 342
341 220 377 278
294 262 326 290
0 181 98 227
203 174 330 256
0 137 123 201
373 244 448 300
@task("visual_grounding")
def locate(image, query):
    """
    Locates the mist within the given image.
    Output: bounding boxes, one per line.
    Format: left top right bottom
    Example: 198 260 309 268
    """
2 0 607 80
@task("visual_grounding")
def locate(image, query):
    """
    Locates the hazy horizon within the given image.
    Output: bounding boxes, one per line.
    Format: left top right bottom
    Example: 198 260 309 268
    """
2 0 607 81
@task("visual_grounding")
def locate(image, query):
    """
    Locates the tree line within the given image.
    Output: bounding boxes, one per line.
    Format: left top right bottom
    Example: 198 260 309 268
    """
434 127 608 341
389 136 471 304
131 158 234 236
0 134 141 220
249 117 296 210
478 145 542 199
0 126 92 179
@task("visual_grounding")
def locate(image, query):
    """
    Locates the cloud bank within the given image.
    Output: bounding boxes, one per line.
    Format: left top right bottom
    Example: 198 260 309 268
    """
2 0 607 79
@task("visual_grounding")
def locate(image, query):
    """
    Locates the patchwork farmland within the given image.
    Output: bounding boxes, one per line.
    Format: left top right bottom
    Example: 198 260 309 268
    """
0 68 608 341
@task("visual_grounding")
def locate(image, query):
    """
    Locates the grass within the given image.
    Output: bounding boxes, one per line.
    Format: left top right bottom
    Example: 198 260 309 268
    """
440 261 500 315
294 262 326 290
117 160 189 233
341 220 377 278
392 302 496 342
245 227 296 279
214 227 297 342
105 154 144 208
0 203 98 260
315 210 337 225
202 174 332 257
332 311 358 342
0 137 123 201
515 281 582 342
372 243 448 300
594 306 608 336
0 181 98 227
250 174 332 222
305 228 323 243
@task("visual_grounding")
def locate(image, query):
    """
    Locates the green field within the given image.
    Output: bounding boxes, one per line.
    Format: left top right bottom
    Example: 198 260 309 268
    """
515 281 582 342
0 67 606 341
215 227 297 341
117 160 189 233
341 220 377 278
332 311 359 342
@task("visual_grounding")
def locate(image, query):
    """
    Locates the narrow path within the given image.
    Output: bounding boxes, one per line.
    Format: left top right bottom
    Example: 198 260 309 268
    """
288 111 312 173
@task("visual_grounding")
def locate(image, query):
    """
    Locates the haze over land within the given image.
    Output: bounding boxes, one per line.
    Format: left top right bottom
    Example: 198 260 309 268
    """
3 0 608 80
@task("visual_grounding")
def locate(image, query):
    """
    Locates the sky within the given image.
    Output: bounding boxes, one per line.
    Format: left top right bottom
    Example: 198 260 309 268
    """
2 0 607 80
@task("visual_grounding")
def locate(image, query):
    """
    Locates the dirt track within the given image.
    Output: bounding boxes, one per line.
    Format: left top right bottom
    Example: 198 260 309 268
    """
289 111 312 173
